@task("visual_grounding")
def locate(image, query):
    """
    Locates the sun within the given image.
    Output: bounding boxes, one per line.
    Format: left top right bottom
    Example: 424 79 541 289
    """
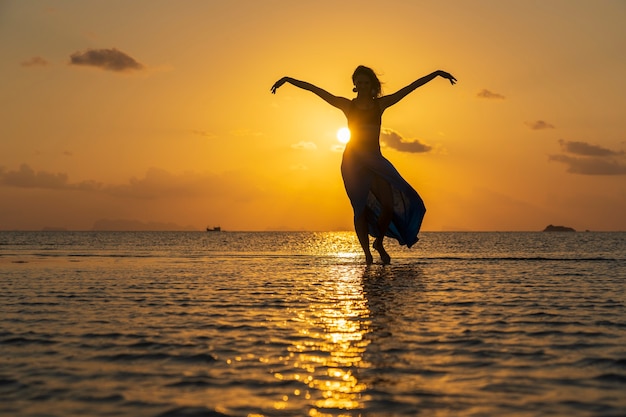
336 127 351 144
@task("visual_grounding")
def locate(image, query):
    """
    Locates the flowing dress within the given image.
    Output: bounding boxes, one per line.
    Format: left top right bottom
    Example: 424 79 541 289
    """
340 99 425 248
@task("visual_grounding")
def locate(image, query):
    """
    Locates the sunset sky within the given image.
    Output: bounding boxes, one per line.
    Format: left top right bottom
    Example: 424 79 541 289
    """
1 1 625 232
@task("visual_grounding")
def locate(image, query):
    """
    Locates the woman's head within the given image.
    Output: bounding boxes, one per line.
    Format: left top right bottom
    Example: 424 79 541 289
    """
352 65 382 98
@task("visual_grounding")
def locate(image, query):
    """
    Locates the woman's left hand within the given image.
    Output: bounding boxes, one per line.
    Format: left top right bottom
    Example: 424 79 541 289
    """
270 77 289 94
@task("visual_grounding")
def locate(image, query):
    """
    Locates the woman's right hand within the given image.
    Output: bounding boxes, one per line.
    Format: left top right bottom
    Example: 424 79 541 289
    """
437 71 457 85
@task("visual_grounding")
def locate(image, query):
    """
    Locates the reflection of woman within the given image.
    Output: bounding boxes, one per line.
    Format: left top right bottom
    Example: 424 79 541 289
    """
271 66 456 264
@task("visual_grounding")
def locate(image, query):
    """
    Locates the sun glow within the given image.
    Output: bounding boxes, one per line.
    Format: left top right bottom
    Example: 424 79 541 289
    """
336 127 351 144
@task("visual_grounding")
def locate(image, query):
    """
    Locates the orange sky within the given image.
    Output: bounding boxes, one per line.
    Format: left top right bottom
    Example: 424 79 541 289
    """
1 1 625 231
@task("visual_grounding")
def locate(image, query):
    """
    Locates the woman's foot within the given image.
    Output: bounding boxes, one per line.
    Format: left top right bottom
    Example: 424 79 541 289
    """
365 253 373 265
373 239 391 264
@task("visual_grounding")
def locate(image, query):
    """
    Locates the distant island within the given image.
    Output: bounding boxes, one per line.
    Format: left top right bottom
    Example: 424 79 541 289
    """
543 224 576 232
92 219 197 231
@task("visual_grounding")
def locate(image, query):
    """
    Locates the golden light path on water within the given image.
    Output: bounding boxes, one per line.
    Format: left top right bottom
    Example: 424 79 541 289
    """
291 269 369 415
276 233 372 416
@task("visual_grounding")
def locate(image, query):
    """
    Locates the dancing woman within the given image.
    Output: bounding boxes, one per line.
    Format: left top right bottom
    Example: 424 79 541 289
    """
271 66 456 264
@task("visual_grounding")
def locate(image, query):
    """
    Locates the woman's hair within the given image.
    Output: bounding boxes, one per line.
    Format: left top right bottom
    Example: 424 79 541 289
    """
352 65 382 98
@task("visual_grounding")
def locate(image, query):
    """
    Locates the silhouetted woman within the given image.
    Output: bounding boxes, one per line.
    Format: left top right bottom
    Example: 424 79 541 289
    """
271 66 456 264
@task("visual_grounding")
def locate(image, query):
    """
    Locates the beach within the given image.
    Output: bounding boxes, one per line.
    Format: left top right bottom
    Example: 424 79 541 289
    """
1 231 625 416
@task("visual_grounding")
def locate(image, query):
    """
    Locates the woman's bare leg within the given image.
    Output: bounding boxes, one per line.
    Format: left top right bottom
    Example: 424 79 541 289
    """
371 176 393 264
355 212 373 264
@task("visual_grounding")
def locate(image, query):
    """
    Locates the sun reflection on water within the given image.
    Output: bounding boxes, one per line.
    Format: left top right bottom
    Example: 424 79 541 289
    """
285 264 372 415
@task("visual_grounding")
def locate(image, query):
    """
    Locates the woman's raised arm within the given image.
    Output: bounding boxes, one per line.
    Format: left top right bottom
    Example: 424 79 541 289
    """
379 70 456 110
271 77 350 111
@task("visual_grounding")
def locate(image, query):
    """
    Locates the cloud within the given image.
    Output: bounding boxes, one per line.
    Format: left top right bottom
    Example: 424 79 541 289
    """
0 164 70 189
558 139 623 157
525 120 555 130
191 129 216 139
0 165 266 200
380 128 432 153
0 164 354 231
21 56 49 68
0 164 102 191
128 169 268 202
549 140 626 175
477 89 505 100
104 168 207 199
548 155 626 175
69 48 144 72
291 141 317 151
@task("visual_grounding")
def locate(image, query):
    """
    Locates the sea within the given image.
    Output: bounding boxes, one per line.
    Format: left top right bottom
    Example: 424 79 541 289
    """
1 231 625 417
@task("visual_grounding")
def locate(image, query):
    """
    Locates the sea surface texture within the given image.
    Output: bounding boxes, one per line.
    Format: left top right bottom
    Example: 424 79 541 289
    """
1 231 625 417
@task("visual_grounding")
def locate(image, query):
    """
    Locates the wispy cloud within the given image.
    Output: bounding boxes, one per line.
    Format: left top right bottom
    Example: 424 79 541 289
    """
548 154 626 175
558 139 623 157
191 129 216 139
291 141 317 151
477 89 505 100
380 128 432 153
21 56 49 68
525 120 555 130
102 168 267 201
549 140 626 175
0 165 126 195
0 164 68 189
0 165 265 200
69 48 144 72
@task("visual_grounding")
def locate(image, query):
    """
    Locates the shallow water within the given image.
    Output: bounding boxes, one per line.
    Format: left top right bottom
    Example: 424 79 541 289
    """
1 231 625 416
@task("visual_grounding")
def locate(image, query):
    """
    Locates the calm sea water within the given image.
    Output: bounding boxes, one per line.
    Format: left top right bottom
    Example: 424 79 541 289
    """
1 231 625 417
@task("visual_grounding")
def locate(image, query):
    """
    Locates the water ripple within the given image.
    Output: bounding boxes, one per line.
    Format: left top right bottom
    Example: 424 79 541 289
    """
1 231 625 416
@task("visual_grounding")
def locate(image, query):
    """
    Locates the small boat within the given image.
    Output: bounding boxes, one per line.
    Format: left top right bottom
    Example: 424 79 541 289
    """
206 226 221 232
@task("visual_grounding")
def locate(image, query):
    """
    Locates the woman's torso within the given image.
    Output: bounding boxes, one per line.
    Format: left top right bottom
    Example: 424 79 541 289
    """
345 99 382 153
